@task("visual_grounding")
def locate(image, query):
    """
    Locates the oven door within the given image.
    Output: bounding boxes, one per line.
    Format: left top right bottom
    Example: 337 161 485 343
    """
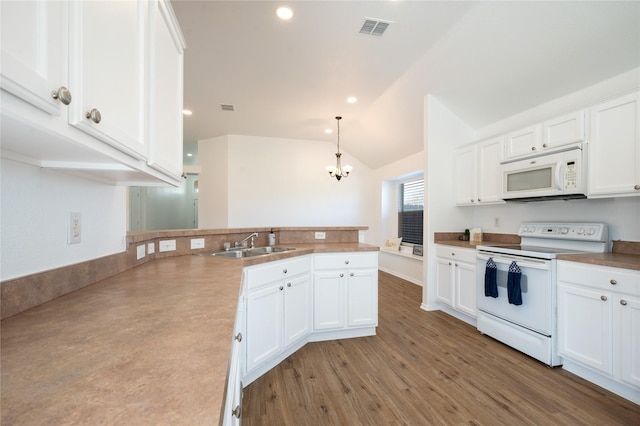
476 252 553 335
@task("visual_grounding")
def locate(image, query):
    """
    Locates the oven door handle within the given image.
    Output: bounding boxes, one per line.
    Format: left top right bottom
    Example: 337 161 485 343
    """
477 253 551 270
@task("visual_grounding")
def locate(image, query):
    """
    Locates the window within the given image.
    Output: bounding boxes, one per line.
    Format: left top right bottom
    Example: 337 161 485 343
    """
398 179 424 245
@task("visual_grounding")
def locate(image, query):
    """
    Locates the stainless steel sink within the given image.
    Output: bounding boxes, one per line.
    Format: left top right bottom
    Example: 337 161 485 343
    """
196 246 296 258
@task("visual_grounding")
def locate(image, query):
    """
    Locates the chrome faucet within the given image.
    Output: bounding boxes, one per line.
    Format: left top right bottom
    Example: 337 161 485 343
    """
235 232 258 248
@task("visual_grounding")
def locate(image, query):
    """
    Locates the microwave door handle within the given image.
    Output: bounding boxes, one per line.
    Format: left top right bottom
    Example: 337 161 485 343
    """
555 162 563 191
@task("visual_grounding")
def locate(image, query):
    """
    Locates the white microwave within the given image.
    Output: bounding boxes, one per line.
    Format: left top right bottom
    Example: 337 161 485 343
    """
501 146 586 202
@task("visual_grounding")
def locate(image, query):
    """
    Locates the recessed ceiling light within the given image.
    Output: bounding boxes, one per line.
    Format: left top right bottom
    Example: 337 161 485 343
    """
325 129 333 134
347 97 357 103
182 109 192 115
276 7 293 20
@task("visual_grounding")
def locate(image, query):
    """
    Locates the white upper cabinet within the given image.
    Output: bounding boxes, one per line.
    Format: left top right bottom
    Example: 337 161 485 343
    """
68 1 147 160
0 0 185 186
588 92 640 198
505 110 586 161
455 137 505 206
477 136 505 204
0 1 67 115
505 125 542 160
146 0 185 178
544 110 586 149
454 145 477 206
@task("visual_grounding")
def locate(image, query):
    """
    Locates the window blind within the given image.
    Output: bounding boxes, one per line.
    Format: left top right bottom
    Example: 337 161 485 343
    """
398 179 424 245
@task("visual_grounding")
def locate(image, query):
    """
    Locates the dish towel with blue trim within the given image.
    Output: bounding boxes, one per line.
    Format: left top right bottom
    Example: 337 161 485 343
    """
507 261 523 305
484 257 498 298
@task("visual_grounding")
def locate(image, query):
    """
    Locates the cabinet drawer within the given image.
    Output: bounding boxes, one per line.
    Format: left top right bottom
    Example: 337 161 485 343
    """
557 261 640 294
435 245 476 264
245 255 311 289
314 252 378 270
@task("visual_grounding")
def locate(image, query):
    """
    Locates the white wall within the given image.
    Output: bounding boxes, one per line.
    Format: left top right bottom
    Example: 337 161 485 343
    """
1 158 127 281
198 135 229 229
423 95 475 309
198 135 375 237
373 152 424 285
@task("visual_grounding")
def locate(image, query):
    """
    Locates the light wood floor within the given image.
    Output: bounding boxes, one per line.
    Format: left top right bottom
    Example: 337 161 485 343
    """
242 271 640 425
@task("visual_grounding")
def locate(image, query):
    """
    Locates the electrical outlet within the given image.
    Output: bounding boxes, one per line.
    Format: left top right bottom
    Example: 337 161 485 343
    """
68 212 81 244
147 242 155 254
159 240 176 252
191 238 205 249
315 232 326 240
494 217 501 227
136 245 146 260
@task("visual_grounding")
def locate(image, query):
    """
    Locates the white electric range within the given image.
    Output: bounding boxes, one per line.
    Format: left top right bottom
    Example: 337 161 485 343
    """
475 222 608 366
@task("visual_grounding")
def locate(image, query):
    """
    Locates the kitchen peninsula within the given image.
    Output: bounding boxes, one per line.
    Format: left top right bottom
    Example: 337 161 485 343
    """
1 227 378 425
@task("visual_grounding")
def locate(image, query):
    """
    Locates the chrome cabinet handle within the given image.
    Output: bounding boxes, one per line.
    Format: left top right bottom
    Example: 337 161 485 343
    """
234 332 242 342
279 285 283 291
470 199 474 203
455 263 458 267
531 146 536 151
339 273 344 277
350 272 354 277
232 405 241 418
345 260 350 265
448 262 452 265
610 279 617 285
600 295 607 301
283 269 287 274
287 282 291 287
620 300 628 306
51 86 72 105
86 108 101 123
542 143 548 148
634 184 640 190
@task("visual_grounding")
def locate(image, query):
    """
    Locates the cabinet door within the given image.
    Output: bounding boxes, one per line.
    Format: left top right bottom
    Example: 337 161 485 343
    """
505 125 541 159
619 294 640 389
588 92 640 197
68 0 147 160
0 1 67 115
435 257 454 307
313 271 345 331
284 274 312 346
477 137 505 204
347 269 378 328
558 283 613 376
146 0 184 179
454 145 477 205
543 110 586 149
455 261 477 317
245 284 283 372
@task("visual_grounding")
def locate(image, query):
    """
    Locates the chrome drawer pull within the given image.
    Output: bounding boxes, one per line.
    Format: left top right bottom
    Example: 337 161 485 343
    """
610 279 617 285
620 300 628 306
600 295 607 301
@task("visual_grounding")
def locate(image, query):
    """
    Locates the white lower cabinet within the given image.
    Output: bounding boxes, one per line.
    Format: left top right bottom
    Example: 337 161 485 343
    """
557 261 640 404
313 252 378 334
222 296 245 426
435 245 477 319
244 256 312 378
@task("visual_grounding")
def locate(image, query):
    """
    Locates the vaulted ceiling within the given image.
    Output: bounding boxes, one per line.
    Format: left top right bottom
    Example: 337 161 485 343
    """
172 1 640 169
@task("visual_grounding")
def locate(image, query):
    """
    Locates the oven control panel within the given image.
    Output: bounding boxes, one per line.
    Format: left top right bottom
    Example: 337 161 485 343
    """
518 222 607 242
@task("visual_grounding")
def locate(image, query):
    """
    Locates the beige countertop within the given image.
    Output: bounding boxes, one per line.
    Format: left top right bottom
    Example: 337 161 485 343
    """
0 243 377 425
556 252 640 271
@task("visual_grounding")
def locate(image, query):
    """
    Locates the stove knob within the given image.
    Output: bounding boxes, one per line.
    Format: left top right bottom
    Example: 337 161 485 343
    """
587 228 596 235
560 227 569 234
577 227 585 235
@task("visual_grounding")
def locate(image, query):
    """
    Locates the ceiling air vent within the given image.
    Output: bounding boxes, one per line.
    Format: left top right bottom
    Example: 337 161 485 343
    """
359 18 392 37
220 104 235 112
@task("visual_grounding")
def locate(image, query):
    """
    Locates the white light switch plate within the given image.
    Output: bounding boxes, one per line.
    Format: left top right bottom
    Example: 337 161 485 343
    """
147 242 155 254
315 232 326 240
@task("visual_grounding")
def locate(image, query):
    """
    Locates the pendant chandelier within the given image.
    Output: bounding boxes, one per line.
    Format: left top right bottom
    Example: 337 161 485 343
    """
326 116 353 181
